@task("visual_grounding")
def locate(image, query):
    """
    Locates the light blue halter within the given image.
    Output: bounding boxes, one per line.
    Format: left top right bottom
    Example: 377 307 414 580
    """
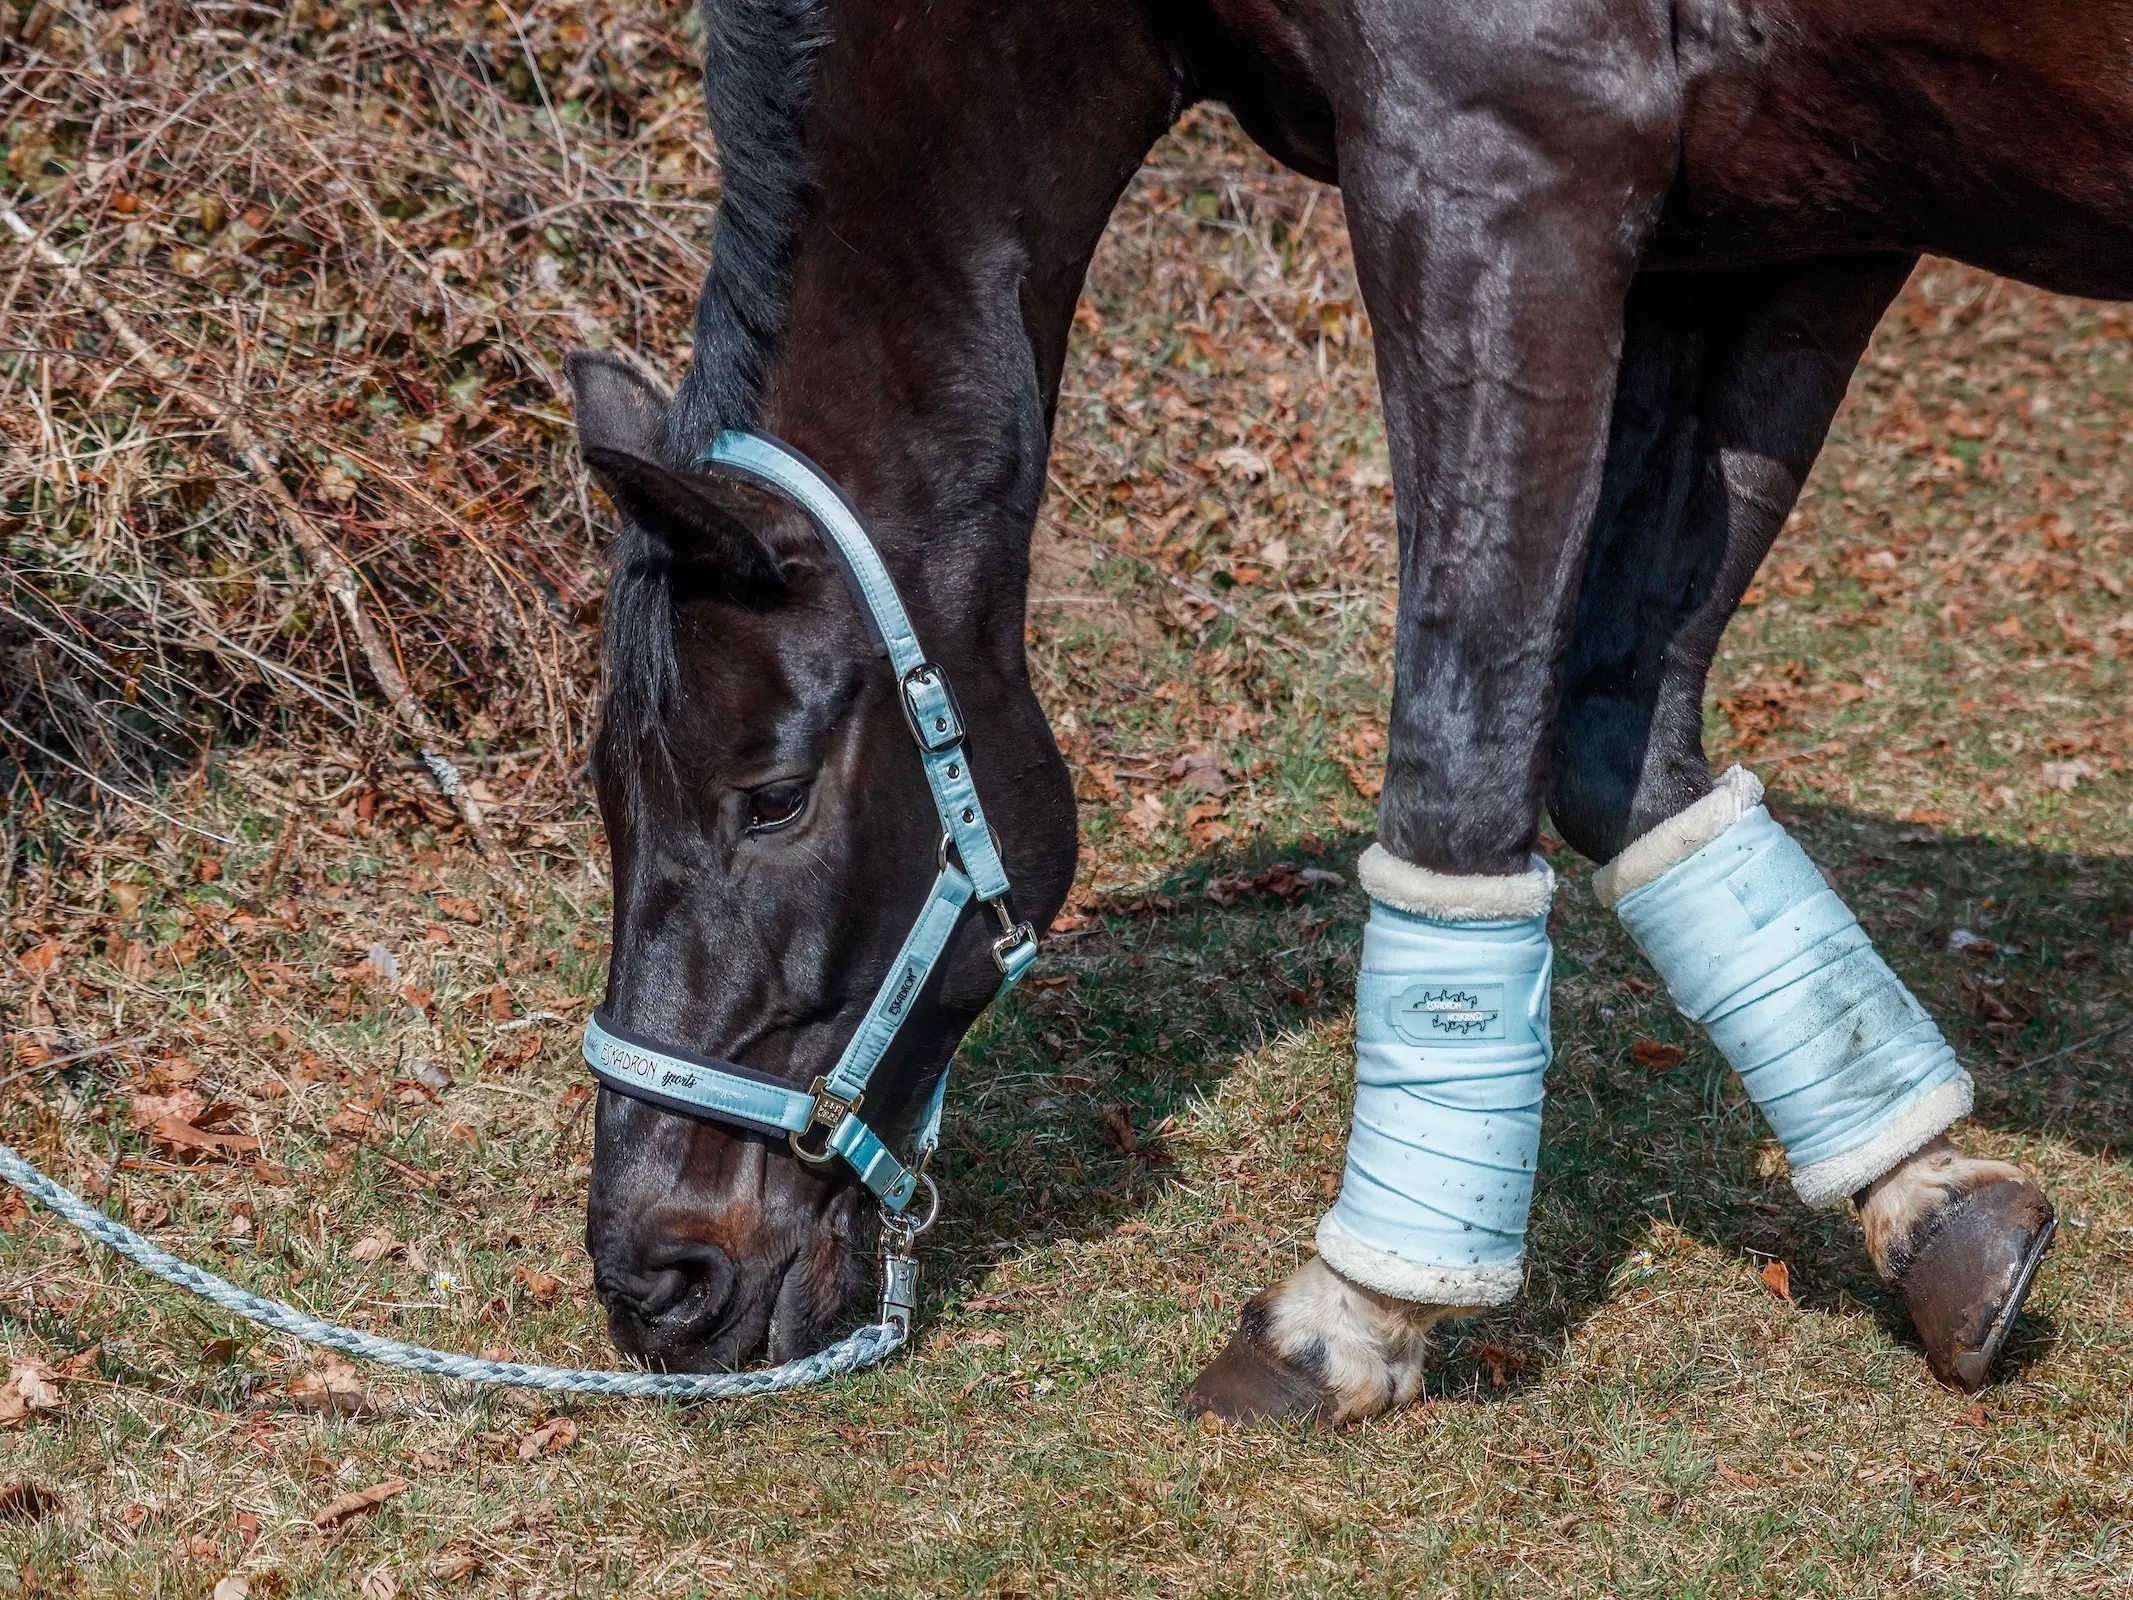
581 431 1039 1323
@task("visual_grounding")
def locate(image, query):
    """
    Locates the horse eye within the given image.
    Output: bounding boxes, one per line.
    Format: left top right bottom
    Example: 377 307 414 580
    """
745 782 809 834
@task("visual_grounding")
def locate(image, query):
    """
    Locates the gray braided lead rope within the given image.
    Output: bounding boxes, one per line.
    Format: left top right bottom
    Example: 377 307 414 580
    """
0 1140 904 1397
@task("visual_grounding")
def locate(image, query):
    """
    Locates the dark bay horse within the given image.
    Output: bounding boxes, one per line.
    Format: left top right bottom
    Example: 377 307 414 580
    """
568 0 2090 1419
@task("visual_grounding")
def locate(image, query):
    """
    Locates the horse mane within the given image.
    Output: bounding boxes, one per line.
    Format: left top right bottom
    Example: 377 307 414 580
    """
665 0 827 455
607 0 826 743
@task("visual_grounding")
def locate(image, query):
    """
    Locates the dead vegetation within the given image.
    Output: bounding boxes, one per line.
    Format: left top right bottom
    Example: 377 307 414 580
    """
3 0 715 841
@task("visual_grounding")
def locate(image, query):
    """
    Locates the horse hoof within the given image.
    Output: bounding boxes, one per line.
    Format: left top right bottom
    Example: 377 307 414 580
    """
1180 1324 1331 1424
1894 1177 2056 1392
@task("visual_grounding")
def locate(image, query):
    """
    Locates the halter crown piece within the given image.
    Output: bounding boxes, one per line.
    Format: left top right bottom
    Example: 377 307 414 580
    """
581 431 1039 1333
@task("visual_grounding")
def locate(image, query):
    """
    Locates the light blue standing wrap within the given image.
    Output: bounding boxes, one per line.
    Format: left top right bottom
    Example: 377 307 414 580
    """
1615 802 1969 1204
1318 901 1551 1304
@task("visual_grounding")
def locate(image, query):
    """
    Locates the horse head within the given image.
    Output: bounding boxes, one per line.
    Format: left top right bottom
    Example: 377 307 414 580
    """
566 351 1075 1370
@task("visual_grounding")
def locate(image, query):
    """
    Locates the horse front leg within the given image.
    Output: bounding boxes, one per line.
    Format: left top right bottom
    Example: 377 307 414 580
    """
1184 2 1677 1424
1550 255 2056 1393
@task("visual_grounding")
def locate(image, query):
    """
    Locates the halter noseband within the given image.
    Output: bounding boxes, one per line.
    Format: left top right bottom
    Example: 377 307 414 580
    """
580 431 1038 1324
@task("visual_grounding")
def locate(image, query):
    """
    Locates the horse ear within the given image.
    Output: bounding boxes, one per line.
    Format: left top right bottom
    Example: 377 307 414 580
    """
566 352 790 588
578 446 793 589
565 350 668 458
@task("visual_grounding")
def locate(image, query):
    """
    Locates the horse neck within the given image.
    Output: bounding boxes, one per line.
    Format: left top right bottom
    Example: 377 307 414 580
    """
751 0 1181 650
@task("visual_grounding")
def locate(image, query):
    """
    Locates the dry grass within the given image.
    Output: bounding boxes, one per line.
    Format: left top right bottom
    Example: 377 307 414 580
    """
2 0 716 826
6 5 2133 1597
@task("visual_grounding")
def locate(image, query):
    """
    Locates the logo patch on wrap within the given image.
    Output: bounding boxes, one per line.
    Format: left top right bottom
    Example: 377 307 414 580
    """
1387 983 1505 1045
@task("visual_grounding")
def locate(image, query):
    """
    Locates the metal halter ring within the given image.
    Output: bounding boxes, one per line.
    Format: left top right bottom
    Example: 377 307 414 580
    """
884 1172 942 1240
936 825 1004 876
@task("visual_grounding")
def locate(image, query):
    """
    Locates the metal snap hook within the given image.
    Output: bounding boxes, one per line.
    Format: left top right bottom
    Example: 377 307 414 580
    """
987 897 1037 973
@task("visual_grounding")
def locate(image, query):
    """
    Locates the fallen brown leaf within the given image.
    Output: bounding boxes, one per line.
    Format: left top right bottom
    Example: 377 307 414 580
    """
325 1099 378 1139
434 1547 483 1583
0 1481 59 1521
1169 747 1227 796
1473 1342 1524 1389
487 1030 542 1070
1631 1039 1686 1071
129 1088 204 1129
513 1264 562 1304
0 1364 64 1428
1713 1457 1766 1489
1956 1403 1993 1428
1759 1259 1792 1300
1099 1104 1139 1154
1338 756 1383 800
310 1476 407 1530
516 1417 577 1460
351 1229 402 1264
19 939 64 974
1074 760 1120 802
150 1116 260 1159
284 1356 375 1417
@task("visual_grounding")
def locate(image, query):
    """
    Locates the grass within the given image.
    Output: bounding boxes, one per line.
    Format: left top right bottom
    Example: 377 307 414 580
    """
7 12 2133 1598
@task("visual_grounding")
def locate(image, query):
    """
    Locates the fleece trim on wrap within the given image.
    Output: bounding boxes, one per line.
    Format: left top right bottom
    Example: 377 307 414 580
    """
1592 765 1764 910
1612 794 1971 1208
1359 845 1557 921
1319 859 1554 1306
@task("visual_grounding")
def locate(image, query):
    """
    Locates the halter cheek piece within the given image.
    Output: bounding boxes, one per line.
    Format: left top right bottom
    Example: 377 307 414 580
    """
581 430 1038 1331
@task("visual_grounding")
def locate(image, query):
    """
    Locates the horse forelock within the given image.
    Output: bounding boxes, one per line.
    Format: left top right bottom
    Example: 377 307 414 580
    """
601 532 683 751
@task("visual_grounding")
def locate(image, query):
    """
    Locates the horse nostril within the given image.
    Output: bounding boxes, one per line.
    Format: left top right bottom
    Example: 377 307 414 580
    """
626 1242 735 1330
636 1266 691 1320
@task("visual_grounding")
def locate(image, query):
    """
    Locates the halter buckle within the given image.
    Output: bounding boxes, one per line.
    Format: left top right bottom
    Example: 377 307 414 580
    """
788 1076 860 1166
899 663 965 753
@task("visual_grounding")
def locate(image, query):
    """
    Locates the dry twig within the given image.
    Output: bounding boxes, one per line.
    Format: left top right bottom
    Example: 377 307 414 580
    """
2 206 506 864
